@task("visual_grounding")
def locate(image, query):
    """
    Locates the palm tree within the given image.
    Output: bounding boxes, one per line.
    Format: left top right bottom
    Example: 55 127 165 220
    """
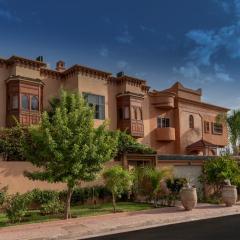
217 110 240 155
134 167 172 207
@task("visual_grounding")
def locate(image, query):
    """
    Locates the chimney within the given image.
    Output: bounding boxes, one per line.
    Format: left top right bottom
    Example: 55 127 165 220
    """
36 56 43 62
56 60 65 72
116 71 124 77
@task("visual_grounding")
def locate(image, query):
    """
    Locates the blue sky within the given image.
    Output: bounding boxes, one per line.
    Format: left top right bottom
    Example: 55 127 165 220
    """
0 0 240 109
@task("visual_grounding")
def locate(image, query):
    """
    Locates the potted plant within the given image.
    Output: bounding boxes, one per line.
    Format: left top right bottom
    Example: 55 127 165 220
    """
180 182 197 211
222 179 237 207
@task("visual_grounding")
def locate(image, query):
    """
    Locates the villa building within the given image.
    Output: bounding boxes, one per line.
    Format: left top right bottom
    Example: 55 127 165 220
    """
0 55 229 157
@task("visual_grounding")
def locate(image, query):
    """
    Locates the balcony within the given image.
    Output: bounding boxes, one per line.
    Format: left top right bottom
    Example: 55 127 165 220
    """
117 119 144 138
151 96 174 109
156 127 175 141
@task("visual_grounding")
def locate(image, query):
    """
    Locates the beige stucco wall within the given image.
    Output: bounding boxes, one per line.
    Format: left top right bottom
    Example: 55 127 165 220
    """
158 162 203 190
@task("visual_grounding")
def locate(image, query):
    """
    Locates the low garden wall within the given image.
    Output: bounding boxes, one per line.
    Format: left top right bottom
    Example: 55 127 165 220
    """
157 155 208 189
0 157 119 194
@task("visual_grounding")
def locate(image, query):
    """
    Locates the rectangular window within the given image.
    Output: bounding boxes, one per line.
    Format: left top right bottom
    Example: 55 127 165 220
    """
21 94 29 111
204 121 210 133
157 117 170 128
212 123 223 135
83 93 105 120
12 95 18 110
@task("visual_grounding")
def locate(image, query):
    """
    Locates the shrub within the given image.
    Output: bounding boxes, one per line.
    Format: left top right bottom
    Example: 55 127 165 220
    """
4 193 31 223
40 198 64 215
30 189 60 206
0 186 8 207
133 167 172 206
59 186 112 205
199 155 240 195
166 178 187 196
0 126 25 161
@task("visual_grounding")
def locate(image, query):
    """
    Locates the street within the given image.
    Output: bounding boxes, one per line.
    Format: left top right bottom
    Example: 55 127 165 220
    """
88 215 240 240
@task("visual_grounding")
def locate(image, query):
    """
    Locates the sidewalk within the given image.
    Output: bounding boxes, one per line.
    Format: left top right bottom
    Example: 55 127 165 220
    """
1 203 240 240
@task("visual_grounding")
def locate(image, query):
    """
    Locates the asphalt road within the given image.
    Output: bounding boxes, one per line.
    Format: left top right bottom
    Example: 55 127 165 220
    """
87 214 240 240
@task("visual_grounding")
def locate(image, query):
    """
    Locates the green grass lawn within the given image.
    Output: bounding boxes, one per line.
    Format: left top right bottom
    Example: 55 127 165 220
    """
0 202 153 228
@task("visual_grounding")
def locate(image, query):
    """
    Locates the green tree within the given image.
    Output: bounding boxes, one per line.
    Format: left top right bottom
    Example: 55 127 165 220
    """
199 155 240 194
23 91 118 219
217 110 240 155
103 166 133 212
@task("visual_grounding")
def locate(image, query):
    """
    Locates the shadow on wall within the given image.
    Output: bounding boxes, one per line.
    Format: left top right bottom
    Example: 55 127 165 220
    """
0 157 66 194
181 128 201 153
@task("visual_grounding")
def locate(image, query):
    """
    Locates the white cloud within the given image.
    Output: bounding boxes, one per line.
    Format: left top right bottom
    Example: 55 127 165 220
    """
116 26 133 44
140 25 156 33
117 60 128 69
99 47 109 57
174 62 234 84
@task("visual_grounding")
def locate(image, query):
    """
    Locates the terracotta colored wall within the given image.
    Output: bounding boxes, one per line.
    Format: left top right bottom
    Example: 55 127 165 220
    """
41 76 61 110
177 90 201 102
15 65 41 79
77 73 114 129
149 103 176 154
0 158 66 194
139 94 151 146
0 157 120 194
178 108 202 154
178 102 228 153
0 66 10 127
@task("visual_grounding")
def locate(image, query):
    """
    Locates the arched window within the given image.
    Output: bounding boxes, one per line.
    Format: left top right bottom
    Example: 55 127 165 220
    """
139 108 143 120
189 115 194 128
31 96 39 111
21 95 29 111
137 107 142 120
134 107 137 120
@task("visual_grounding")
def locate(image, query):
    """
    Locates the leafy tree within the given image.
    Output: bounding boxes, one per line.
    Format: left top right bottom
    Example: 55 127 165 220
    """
217 110 240 155
199 155 240 194
133 167 172 207
23 91 118 219
103 166 133 212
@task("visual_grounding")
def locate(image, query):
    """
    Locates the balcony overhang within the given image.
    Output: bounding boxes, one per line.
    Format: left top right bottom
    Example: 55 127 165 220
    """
155 127 175 141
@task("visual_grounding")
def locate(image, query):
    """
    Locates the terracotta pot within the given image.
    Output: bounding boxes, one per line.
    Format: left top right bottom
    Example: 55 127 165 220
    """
180 187 197 211
222 185 237 207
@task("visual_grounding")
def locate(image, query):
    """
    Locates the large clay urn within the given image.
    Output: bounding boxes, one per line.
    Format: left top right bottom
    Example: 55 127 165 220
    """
222 185 237 207
180 187 197 211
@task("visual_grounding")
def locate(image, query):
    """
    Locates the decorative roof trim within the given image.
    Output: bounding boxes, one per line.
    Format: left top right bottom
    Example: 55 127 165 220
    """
116 91 145 99
64 64 111 79
5 75 45 86
178 97 229 112
168 82 202 96
6 56 47 68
